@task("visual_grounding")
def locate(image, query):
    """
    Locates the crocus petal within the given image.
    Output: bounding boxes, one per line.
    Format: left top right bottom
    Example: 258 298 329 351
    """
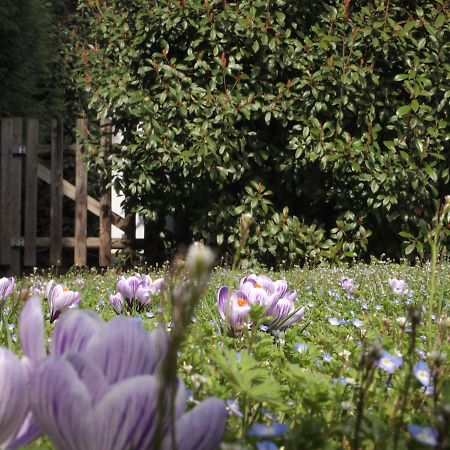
273 280 288 298
240 281 256 298
256 275 275 294
85 318 168 383
0 348 29 446
19 296 46 361
217 286 228 319
5 413 41 450
65 353 108 404
278 306 305 330
0 277 14 302
109 293 124 314
249 288 269 307
270 298 294 324
162 398 227 450
51 310 103 355
95 375 160 450
29 357 96 450
44 280 54 300
149 277 164 294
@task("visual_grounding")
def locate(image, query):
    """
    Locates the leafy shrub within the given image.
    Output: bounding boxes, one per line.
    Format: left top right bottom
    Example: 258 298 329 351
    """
67 0 449 264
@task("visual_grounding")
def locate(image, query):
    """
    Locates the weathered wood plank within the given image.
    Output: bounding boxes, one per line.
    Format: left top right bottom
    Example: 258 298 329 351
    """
75 118 88 265
24 119 39 267
99 118 112 266
0 119 12 266
36 236 142 249
7 119 23 275
37 163 128 231
50 119 63 266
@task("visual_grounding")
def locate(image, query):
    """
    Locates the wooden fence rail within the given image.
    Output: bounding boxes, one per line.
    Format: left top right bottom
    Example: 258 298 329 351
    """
0 117 136 275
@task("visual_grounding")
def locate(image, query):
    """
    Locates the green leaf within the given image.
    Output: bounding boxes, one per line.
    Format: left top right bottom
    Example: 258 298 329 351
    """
396 104 411 116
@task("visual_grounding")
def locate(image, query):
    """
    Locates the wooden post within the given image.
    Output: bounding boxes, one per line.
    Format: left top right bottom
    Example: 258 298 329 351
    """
99 119 112 266
0 118 23 274
50 119 63 267
74 118 88 265
123 210 136 263
0 119 12 266
24 119 39 267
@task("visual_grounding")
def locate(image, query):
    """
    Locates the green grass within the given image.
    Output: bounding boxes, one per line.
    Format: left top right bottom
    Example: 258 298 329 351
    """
1 260 449 450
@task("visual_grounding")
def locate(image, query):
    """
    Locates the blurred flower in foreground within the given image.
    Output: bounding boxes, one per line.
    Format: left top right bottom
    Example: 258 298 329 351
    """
6 296 226 450
0 347 29 447
388 278 409 296
0 277 15 306
45 281 81 322
340 276 356 293
408 424 438 447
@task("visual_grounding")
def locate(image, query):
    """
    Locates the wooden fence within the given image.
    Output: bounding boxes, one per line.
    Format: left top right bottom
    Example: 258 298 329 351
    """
0 117 136 275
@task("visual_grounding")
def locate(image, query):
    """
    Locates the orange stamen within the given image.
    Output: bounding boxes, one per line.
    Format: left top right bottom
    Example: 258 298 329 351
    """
237 297 248 307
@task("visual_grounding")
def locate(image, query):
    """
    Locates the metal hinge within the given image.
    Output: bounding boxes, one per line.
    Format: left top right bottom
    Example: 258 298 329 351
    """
11 237 24 247
11 145 26 155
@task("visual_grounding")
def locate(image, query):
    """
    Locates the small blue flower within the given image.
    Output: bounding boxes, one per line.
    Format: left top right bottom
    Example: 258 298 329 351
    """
294 343 308 353
236 352 241 363
376 351 403 374
145 311 155 318
417 349 426 359
248 423 288 438
408 424 438 446
259 324 270 332
331 377 347 385
374 304 383 311
352 318 364 328
226 399 243 418
322 353 333 362
257 442 278 450
329 318 341 326
414 360 431 387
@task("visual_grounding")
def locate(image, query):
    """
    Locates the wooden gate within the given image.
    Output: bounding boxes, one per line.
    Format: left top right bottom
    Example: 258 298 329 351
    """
0 117 136 275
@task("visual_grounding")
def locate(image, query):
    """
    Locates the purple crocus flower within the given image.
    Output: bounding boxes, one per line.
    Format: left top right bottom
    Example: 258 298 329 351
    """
388 278 409 296
45 281 81 322
0 277 15 306
11 297 227 450
116 275 164 312
217 287 251 333
376 351 403 374
219 274 305 332
108 292 124 314
0 348 29 447
413 360 431 387
340 276 356 293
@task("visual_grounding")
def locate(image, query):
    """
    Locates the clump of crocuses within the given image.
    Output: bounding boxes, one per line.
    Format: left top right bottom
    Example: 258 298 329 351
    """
109 274 164 314
217 274 305 334
0 277 15 306
45 280 81 322
1 296 227 450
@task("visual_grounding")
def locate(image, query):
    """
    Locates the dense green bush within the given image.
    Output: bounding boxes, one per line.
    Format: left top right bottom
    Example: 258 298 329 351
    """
67 0 449 265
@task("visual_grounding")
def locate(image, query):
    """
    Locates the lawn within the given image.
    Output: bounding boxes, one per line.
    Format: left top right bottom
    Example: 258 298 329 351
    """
1 257 449 450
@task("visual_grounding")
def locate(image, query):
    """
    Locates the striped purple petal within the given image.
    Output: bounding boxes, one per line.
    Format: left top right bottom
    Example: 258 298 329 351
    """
95 375 160 450
51 310 103 355
0 277 15 304
29 357 96 450
0 348 29 446
85 318 168 383
217 286 228 319
162 398 227 450
19 296 46 361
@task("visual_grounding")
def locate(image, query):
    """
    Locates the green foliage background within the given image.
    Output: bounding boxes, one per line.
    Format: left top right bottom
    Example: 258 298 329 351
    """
67 0 449 265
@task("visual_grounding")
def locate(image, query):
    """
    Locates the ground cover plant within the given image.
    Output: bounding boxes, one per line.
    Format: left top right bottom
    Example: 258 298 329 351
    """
0 248 449 449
